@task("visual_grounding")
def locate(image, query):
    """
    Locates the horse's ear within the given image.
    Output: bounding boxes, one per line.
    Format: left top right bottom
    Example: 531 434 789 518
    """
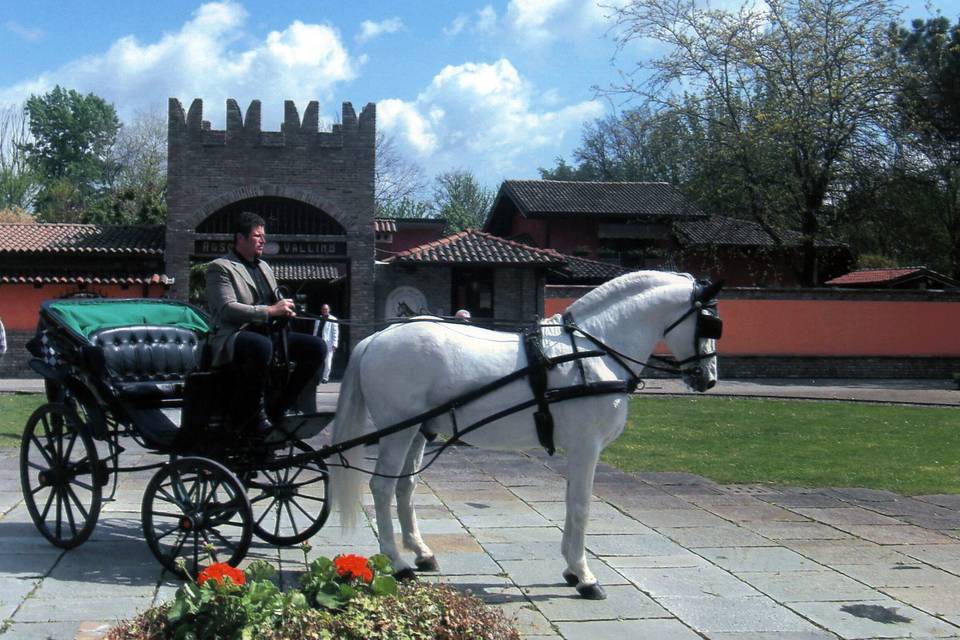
697 280 724 302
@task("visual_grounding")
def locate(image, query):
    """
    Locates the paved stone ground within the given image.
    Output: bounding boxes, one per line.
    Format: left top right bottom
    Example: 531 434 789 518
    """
3 438 960 639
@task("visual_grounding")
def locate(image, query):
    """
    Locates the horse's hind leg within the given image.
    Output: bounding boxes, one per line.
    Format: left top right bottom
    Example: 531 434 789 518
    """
562 442 607 600
370 429 420 580
396 433 438 571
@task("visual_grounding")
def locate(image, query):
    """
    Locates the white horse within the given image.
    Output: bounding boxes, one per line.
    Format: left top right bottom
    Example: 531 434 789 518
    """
329 271 722 599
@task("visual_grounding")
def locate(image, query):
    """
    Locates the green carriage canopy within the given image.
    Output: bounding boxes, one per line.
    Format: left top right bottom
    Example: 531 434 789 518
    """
46 299 209 341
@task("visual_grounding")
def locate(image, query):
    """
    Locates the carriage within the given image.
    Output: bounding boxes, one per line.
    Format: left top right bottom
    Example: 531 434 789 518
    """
19 271 723 599
19 297 334 577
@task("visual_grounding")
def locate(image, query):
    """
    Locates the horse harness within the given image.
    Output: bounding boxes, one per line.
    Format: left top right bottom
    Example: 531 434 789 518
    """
523 282 723 455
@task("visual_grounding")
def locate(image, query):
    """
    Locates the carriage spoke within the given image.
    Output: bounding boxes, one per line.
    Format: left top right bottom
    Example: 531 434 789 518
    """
70 479 94 492
63 431 78 466
30 436 54 467
154 485 188 511
153 525 181 543
292 494 328 504
248 493 273 505
205 526 238 552
164 530 189 561
273 500 283 538
254 498 279 527
290 498 315 521
39 486 55 520
151 510 186 520
54 487 63 539
283 501 299 534
62 486 78 537
200 479 222 510
65 485 90 521
192 532 200 572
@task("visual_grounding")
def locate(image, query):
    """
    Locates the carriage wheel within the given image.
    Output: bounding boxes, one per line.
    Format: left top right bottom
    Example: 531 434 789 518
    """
20 403 102 549
142 457 252 578
246 442 331 546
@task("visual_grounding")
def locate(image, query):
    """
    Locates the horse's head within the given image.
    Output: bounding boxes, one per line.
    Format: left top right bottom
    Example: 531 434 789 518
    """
661 279 724 392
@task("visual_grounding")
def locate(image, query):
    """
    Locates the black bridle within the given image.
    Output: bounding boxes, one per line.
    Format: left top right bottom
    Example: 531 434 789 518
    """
561 279 724 383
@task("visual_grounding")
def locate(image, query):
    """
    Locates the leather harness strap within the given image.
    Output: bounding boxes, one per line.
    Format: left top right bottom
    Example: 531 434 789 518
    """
523 328 557 455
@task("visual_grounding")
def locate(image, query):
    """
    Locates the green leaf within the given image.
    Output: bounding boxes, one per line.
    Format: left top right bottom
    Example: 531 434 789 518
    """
371 575 398 596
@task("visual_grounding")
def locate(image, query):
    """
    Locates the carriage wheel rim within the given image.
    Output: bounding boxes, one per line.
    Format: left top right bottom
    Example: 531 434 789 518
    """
142 457 252 578
20 403 101 549
247 443 330 546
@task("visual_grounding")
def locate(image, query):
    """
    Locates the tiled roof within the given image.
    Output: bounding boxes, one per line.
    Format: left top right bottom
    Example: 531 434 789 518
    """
825 267 958 287
271 261 342 282
385 229 564 266
551 254 633 283
674 215 845 248
0 223 165 254
499 180 706 219
0 272 173 285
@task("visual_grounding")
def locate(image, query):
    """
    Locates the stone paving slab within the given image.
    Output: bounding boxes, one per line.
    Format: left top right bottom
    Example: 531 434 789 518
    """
0 419 959 639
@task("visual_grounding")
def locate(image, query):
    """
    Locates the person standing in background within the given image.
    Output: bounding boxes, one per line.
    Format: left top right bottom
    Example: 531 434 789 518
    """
0 315 7 358
319 303 338 383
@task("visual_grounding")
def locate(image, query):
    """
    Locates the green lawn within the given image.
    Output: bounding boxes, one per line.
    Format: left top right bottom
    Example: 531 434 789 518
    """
0 394 44 448
2 393 958 495
603 396 960 496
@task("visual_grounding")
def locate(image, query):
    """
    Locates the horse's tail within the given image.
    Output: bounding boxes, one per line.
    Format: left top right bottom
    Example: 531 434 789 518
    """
329 336 371 530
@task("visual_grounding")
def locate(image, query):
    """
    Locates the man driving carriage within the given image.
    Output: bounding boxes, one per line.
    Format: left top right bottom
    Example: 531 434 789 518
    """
205 212 326 434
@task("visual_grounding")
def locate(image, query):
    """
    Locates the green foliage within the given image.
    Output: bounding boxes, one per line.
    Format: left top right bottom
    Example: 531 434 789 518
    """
299 554 397 611
165 560 307 640
22 86 120 222
432 170 494 233
109 557 519 640
376 196 432 220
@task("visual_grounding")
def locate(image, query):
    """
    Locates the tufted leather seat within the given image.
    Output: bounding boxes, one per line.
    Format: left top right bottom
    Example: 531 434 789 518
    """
90 325 204 401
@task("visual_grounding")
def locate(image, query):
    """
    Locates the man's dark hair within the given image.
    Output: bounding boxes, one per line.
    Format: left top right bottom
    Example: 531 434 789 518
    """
234 211 266 242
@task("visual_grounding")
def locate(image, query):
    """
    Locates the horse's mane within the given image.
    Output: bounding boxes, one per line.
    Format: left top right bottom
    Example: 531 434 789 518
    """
568 270 692 319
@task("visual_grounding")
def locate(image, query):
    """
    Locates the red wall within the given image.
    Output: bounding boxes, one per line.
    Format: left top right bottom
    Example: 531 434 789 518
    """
0 283 169 330
544 296 960 357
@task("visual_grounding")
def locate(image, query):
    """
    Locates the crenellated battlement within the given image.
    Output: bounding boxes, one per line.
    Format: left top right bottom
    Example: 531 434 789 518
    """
168 98 375 147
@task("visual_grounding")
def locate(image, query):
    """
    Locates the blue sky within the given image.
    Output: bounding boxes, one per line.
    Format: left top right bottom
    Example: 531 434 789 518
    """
1 0 956 190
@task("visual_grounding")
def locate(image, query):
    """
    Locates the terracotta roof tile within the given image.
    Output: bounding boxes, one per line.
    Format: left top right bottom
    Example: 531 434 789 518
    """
374 219 397 233
0 223 165 255
825 267 958 288
385 229 564 265
0 272 173 285
500 180 706 219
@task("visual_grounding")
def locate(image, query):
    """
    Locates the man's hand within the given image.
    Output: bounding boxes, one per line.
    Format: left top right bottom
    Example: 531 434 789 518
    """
267 298 297 318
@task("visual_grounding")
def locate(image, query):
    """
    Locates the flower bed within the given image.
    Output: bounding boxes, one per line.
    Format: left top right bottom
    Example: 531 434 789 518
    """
107 553 520 640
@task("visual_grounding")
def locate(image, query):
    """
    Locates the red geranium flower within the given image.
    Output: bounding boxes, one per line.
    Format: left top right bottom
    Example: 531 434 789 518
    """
334 554 373 583
197 562 246 587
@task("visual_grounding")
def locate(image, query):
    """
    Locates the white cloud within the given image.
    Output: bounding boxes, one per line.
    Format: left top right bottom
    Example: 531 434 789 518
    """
378 59 602 183
5 20 44 42
356 17 403 43
0 1 358 127
444 5 499 38
505 0 611 46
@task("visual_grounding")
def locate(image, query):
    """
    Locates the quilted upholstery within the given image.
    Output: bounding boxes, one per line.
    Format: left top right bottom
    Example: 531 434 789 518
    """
90 325 204 399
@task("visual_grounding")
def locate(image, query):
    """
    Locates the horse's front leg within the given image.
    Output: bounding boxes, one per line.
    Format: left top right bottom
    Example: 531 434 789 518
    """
370 431 419 580
395 432 438 571
562 442 606 600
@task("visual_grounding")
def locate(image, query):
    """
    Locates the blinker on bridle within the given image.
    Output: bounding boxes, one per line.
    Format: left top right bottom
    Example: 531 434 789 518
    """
562 279 724 380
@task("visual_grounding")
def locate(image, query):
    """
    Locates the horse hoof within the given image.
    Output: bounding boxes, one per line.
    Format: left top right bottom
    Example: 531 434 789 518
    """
576 583 607 600
562 570 579 586
394 568 417 582
416 556 440 572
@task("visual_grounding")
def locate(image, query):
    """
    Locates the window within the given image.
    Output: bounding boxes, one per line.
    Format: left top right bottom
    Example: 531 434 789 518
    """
452 268 494 318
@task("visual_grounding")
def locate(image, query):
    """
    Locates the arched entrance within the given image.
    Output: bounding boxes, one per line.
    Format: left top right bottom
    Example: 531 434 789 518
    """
191 196 351 355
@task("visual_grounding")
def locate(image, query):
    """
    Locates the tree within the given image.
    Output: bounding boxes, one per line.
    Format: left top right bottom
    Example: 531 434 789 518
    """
432 170 494 233
89 110 168 224
891 16 960 278
607 0 901 284
375 131 428 217
21 85 120 222
0 103 37 211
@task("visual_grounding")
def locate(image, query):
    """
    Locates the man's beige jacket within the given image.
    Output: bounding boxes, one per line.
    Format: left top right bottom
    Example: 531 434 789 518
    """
205 249 279 367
